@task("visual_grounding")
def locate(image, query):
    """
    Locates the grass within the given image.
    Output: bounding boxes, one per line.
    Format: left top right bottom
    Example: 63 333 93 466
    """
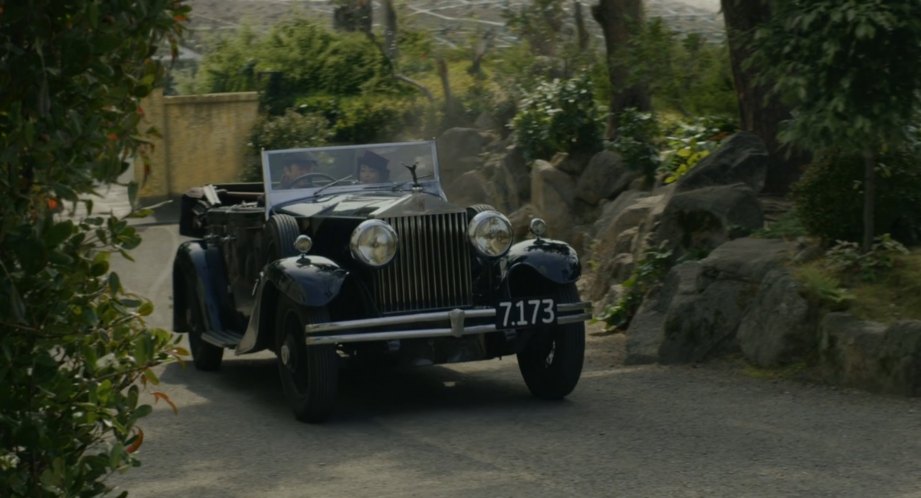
792 249 921 324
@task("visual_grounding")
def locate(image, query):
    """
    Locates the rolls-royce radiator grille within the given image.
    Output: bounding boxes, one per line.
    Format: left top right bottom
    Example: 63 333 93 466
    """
374 213 473 313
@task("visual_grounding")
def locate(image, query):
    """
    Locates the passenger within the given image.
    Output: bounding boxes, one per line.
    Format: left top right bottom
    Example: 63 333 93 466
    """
357 150 390 184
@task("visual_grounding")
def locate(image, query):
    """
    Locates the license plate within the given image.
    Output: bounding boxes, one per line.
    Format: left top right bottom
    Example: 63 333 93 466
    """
496 298 556 329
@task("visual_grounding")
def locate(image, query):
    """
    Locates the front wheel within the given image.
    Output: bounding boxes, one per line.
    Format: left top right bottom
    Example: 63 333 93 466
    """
517 283 585 399
275 295 339 423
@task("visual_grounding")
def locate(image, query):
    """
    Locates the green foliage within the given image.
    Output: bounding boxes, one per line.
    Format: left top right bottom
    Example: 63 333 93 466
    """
502 0 567 57
793 150 921 244
191 18 389 98
606 108 661 183
753 210 808 240
660 115 738 184
825 235 909 283
510 73 604 162
598 243 673 331
614 19 737 117
333 94 426 144
753 0 921 153
795 265 854 311
0 1 188 495
245 110 334 181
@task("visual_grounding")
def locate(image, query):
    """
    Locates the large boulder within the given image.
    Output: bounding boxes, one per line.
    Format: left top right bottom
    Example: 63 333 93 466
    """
445 170 499 209
575 150 639 205
820 314 921 396
531 160 576 242
480 155 519 212
437 128 485 182
507 203 541 240
625 238 794 364
505 147 531 203
587 191 670 301
675 131 768 193
653 183 763 259
736 268 817 367
626 261 702 364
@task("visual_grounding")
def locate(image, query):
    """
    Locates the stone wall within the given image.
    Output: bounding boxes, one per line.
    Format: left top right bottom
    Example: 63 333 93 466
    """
137 90 260 199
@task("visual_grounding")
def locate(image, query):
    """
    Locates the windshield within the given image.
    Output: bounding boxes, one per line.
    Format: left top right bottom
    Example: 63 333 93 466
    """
261 141 441 212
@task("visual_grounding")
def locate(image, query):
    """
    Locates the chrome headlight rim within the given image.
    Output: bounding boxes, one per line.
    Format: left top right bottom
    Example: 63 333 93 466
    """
467 210 513 258
350 219 399 267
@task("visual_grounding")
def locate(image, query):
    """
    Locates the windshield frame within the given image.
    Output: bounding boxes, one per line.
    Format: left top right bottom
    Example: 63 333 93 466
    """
260 140 443 216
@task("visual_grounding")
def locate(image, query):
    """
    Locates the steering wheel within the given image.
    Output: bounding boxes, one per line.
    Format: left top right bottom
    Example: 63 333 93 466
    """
284 172 336 189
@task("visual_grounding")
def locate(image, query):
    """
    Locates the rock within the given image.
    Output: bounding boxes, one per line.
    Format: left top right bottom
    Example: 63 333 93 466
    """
438 128 485 181
531 160 576 242
508 203 541 240
877 322 921 396
737 269 816 367
626 262 702 364
653 183 764 259
675 131 768 193
821 314 921 396
586 189 672 302
480 155 518 212
698 238 794 284
575 150 639 205
445 170 499 209
820 313 888 391
505 147 531 203
627 238 794 365
659 277 754 364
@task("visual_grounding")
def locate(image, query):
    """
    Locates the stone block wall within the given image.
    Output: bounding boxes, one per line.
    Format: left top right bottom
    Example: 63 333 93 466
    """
137 90 260 199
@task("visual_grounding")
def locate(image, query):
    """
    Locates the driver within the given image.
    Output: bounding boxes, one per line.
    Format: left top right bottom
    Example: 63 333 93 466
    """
279 153 318 189
357 150 390 184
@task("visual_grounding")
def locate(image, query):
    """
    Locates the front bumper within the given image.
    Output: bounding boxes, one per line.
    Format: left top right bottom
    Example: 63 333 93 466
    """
304 302 593 346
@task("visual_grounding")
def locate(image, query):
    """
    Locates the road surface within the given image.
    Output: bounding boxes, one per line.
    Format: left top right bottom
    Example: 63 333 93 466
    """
106 223 921 497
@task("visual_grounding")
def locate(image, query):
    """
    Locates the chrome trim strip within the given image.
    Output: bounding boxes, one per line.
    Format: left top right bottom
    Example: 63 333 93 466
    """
302 302 594 346
558 302 593 313
304 307 498 334
558 313 593 325
306 324 498 346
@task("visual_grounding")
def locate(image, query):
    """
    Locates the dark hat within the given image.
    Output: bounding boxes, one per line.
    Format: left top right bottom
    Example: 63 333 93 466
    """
358 150 389 171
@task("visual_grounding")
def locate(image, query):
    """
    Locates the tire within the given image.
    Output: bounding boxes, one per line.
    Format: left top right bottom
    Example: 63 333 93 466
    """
516 283 585 400
265 214 299 265
275 295 339 423
184 277 224 371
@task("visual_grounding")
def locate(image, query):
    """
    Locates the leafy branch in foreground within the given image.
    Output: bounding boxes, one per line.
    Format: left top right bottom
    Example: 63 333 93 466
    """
1 1 189 495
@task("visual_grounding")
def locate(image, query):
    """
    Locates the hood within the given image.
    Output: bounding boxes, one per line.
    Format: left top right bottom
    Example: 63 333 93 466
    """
277 191 465 219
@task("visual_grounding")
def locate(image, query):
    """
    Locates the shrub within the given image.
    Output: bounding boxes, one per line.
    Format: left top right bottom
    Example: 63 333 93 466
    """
244 110 333 181
334 94 426 144
606 108 662 183
660 115 738 184
598 243 673 331
510 73 604 162
793 149 921 244
0 1 187 494
825 234 909 283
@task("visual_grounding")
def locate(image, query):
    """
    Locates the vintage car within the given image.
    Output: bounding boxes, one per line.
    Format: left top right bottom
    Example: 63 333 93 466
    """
173 140 592 422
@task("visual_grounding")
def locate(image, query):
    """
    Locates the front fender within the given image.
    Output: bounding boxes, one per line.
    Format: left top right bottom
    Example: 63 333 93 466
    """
505 238 581 284
172 240 234 335
236 255 348 354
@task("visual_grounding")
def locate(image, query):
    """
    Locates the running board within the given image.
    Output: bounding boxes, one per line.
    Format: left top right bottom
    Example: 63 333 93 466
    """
202 329 244 348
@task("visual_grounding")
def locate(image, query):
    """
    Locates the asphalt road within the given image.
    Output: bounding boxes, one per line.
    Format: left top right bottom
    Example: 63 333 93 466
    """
107 224 921 497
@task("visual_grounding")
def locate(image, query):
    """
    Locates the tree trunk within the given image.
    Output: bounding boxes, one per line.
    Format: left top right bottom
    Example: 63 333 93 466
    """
721 0 807 194
862 150 876 253
333 0 372 33
574 2 590 51
382 0 398 61
591 0 651 139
